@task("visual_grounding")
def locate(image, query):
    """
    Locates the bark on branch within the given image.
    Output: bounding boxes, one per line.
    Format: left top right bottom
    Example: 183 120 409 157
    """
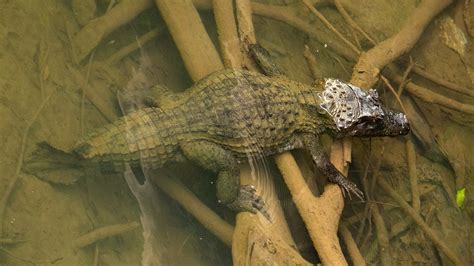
351 0 454 89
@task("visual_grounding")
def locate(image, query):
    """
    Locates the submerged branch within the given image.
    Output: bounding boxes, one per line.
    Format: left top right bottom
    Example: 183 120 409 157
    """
340 223 366 266
351 0 453 89
213 0 243 69
152 175 234 246
275 153 347 265
377 179 463 265
73 221 140 249
405 140 420 212
0 93 53 236
372 207 391 266
384 66 474 115
411 66 474 97
302 0 360 55
154 0 223 81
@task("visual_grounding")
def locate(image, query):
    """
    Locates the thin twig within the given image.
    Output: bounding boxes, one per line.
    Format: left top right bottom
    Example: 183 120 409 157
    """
348 23 362 51
380 75 408 115
411 66 474 97
303 45 318 77
377 179 463 265
301 0 360 55
106 26 166 64
372 207 391 266
38 42 49 101
0 93 54 236
80 50 96 137
0 238 26 245
93 243 100 266
405 140 420 212
333 0 377 46
0 247 35 265
0 246 59 265
397 57 415 96
73 221 140 249
384 66 474 115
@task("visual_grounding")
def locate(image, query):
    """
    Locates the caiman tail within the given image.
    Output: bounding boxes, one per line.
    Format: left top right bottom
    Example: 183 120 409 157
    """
24 107 181 184
23 142 86 184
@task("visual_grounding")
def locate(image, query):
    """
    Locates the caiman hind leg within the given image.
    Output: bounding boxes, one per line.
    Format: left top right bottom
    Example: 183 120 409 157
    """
179 141 266 215
301 134 364 200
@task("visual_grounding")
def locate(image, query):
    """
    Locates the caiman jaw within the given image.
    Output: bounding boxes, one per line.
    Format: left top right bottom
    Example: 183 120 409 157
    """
345 108 410 137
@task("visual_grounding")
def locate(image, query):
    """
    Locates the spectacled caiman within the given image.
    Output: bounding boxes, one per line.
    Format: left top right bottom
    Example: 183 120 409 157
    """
25 45 410 216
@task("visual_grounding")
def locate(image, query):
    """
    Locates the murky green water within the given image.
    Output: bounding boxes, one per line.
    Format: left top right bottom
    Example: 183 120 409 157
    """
0 0 472 265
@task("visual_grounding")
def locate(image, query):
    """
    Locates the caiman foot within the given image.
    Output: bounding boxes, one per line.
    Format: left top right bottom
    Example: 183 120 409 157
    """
226 185 271 221
329 175 364 200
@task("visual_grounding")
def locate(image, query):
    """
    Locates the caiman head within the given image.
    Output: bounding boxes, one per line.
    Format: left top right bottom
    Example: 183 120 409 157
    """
317 78 410 137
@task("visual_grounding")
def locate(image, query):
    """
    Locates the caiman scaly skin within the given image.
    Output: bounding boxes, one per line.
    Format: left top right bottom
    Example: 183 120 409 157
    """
28 45 410 215
75 70 338 207
73 67 409 214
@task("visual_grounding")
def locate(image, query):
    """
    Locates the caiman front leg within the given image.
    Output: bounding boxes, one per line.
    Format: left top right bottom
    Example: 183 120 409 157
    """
301 134 364 200
180 141 268 218
249 43 285 77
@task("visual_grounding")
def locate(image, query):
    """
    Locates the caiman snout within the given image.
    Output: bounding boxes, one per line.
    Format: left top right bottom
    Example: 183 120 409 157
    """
393 112 410 136
344 108 410 137
378 109 410 137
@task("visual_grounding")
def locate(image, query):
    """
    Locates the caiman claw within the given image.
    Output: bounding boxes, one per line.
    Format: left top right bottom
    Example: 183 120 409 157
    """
330 175 364 201
227 185 271 221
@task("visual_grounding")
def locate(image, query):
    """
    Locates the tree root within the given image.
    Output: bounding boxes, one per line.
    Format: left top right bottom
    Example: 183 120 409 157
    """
213 0 243 69
340 223 366 266
380 76 408 116
302 0 360 55
71 0 358 63
151 1 305 264
411 65 474 97
93 243 99 266
305 44 363 264
72 0 154 63
377 179 463 265
333 0 376 46
153 0 223 81
232 166 307 265
73 221 140 249
80 51 96 136
0 93 53 236
351 0 453 89
106 25 166 64
405 140 420 212
73 0 472 118
230 2 306 264
0 246 56 265
383 66 474 115
0 238 26 245
275 153 347 265
67 65 118 122
371 207 391 266
151 175 234 246
66 1 468 265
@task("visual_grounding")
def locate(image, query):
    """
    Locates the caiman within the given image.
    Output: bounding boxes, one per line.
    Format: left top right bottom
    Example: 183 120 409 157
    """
25 45 410 215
